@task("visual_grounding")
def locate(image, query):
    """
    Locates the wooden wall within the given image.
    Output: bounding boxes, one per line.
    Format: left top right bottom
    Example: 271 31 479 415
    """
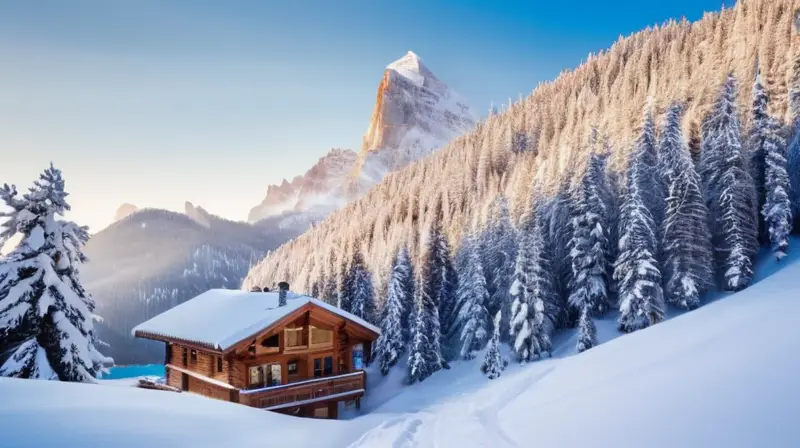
166 343 229 383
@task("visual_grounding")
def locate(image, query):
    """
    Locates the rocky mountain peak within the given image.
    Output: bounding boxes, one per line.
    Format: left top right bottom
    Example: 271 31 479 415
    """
248 51 475 223
351 51 476 189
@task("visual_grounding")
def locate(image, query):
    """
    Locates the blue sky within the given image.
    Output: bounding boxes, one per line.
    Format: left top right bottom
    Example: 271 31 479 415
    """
0 0 734 231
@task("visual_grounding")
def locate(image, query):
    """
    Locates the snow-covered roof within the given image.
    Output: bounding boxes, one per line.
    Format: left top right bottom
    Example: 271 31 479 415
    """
132 289 380 351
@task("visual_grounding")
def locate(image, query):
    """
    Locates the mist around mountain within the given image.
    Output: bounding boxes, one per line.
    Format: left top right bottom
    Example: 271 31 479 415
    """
83 207 305 364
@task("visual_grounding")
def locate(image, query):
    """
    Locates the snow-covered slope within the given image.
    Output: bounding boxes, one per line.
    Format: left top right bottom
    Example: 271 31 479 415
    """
349 243 800 447
4 241 800 447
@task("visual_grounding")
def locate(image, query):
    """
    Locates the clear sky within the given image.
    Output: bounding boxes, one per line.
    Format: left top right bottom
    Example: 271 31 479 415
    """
0 0 735 232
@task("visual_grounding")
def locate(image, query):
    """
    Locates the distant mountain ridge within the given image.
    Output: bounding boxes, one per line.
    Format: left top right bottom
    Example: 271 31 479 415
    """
247 148 357 223
248 51 476 224
83 207 304 364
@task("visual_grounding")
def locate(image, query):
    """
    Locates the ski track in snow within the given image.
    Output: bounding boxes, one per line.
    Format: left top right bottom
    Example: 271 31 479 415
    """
350 365 558 447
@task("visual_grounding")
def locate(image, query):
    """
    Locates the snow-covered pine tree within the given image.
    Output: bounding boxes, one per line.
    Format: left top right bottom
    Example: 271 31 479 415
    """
660 103 714 310
406 289 430 384
747 65 770 237
392 246 415 343
543 174 574 328
337 241 353 312
481 311 506 380
635 109 666 238
568 152 611 318
320 252 338 305
454 232 490 360
435 230 458 340
762 116 792 260
508 210 555 362
481 196 517 338
700 74 759 291
0 165 112 381
416 206 449 374
348 244 376 324
377 248 410 375
787 122 800 225
575 307 597 353
614 137 665 333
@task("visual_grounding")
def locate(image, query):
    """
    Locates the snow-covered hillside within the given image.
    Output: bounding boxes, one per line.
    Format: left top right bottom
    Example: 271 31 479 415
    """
3 240 800 447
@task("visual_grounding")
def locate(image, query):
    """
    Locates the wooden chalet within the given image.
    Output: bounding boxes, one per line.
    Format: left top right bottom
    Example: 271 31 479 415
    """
132 283 380 419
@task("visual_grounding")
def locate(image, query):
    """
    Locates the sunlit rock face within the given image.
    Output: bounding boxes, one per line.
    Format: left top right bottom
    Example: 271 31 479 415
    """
348 51 477 195
248 51 475 223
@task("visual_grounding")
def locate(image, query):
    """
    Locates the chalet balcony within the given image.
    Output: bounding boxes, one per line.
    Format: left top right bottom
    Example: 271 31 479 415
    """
238 370 366 411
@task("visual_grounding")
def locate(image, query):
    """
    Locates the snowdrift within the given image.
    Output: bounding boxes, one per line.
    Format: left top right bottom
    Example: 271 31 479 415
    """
2 242 800 447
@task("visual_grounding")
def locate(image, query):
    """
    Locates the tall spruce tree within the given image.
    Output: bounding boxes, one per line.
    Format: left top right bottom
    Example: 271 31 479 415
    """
337 241 353 312
635 110 666 238
435 231 459 340
0 165 112 381
544 175 575 328
614 139 665 333
660 103 714 309
348 245 376 324
788 122 800 225
576 307 597 353
406 289 430 384
789 50 800 223
377 248 411 375
411 207 450 377
762 116 792 260
509 211 555 362
393 246 415 343
747 66 770 237
481 196 517 338
481 311 506 379
568 152 611 318
700 74 759 291
454 233 490 360
320 252 338 305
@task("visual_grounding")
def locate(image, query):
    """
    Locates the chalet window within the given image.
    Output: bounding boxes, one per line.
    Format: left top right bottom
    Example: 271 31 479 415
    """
352 343 364 370
181 348 188 366
313 358 322 378
248 363 282 388
323 356 333 376
261 334 279 349
249 365 261 386
267 364 281 386
310 327 333 346
216 356 223 373
190 349 197 364
287 361 298 375
285 327 305 348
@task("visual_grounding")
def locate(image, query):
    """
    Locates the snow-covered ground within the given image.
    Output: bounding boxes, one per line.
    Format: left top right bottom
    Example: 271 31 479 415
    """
2 242 800 447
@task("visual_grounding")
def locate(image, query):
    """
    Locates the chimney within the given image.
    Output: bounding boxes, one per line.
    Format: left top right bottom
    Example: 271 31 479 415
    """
278 282 289 307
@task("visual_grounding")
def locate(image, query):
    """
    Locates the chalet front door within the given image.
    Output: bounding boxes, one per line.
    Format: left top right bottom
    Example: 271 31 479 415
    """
181 373 189 391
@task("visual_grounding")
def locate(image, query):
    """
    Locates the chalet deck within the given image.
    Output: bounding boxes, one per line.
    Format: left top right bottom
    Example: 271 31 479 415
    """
132 285 380 419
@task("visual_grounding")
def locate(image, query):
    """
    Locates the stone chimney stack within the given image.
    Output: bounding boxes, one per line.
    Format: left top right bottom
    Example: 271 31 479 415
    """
278 282 289 307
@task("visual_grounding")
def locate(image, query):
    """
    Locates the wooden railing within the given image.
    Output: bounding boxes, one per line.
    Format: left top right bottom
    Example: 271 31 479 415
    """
239 371 365 410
